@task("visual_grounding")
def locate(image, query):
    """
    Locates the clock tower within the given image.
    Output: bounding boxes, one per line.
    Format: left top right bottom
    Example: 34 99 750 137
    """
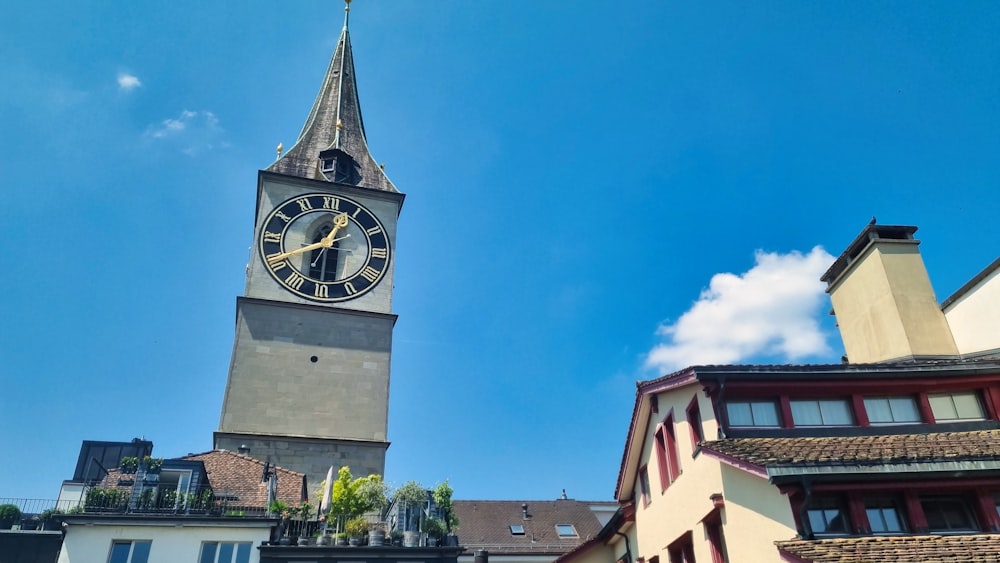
215 1 402 487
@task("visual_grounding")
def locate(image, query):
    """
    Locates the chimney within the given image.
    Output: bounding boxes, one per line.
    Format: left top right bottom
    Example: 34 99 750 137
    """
821 223 958 363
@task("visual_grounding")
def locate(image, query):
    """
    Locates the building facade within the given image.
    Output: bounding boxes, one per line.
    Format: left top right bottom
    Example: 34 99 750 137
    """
560 222 1000 563
215 1 403 487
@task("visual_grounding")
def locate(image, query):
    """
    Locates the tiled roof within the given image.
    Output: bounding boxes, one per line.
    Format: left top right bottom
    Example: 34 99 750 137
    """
701 430 1000 468
777 534 1000 562
181 450 303 508
453 500 609 553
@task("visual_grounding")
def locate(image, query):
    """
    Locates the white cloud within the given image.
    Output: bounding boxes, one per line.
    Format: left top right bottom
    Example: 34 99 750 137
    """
144 110 227 155
117 73 141 91
644 246 835 373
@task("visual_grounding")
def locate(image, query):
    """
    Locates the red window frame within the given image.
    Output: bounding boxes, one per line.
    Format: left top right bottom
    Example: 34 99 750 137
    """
654 412 682 491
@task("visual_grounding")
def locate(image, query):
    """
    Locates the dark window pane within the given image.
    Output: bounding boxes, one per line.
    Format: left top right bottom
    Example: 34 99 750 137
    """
131 541 151 563
109 543 131 563
200 543 218 563
236 543 251 563
219 542 234 563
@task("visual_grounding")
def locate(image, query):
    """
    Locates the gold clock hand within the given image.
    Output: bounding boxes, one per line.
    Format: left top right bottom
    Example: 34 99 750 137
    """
267 240 328 264
266 212 349 265
321 213 349 246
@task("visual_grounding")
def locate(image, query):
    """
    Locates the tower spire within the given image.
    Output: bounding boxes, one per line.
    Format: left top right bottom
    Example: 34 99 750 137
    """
267 0 397 192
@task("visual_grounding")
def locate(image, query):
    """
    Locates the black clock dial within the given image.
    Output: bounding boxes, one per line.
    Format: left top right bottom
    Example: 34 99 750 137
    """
259 193 391 302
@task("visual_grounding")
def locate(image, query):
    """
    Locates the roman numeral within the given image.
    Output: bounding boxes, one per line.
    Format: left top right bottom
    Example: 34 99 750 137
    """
266 256 288 272
314 284 329 298
263 231 281 243
344 282 357 295
366 225 382 236
359 266 380 283
284 272 305 290
275 211 292 223
295 197 313 212
371 247 387 259
322 197 340 210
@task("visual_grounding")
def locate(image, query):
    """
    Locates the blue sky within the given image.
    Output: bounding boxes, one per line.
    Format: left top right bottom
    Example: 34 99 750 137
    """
2 1 998 503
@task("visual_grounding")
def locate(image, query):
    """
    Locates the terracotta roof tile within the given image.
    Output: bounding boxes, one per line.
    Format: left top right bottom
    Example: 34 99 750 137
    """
777 534 1000 562
702 430 1000 468
453 500 609 553
181 450 303 508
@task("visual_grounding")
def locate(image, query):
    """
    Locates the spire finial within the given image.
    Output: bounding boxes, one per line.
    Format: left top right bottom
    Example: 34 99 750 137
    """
344 0 351 29
276 142 283 159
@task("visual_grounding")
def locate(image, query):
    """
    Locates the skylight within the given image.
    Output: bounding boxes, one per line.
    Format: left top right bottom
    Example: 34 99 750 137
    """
556 524 578 538
510 524 525 535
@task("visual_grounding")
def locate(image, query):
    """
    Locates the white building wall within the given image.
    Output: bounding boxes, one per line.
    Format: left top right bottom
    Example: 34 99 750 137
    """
59 520 272 563
944 264 1000 355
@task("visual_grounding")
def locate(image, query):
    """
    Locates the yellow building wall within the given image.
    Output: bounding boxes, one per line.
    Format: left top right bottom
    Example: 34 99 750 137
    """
630 387 797 563
829 242 957 362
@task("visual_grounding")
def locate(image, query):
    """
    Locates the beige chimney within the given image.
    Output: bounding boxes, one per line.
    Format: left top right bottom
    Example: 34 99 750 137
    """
821 224 958 363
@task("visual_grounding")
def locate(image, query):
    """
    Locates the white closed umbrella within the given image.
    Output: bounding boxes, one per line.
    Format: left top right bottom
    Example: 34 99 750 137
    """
320 466 335 513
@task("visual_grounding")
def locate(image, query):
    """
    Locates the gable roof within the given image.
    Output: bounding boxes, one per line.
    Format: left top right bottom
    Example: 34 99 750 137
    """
777 534 1000 562
453 499 611 554
181 450 304 508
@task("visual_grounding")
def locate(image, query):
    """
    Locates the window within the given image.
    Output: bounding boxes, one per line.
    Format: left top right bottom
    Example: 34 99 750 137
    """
108 541 151 563
638 465 651 507
865 496 907 534
687 397 704 448
199 542 251 563
509 524 525 535
654 416 681 490
929 391 985 422
308 223 341 281
667 531 696 563
864 396 921 424
921 496 979 533
704 515 727 563
726 400 780 427
790 398 854 426
321 158 335 172
555 524 578 538
807 496 850 536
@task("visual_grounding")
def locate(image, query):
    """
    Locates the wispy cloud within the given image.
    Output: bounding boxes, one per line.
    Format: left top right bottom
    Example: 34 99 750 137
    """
117 73 141 91
144 110 227 155
644 246 834 373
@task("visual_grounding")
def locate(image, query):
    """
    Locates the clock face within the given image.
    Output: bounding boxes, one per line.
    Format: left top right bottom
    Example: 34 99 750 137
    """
258 193 391 302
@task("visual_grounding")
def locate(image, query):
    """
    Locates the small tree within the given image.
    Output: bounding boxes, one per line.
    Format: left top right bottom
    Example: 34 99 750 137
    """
393 481 427 532
433 480 458 533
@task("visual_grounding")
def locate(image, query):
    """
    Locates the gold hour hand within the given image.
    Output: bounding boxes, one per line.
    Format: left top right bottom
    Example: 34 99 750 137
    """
266 212 349 265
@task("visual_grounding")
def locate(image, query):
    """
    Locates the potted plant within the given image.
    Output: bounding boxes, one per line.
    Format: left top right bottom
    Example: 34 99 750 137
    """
393 481 427 547
368 521 387 546
422 517 445 547
20 515 40 530
296 501 314 545
335 532 348 546
433 480 459 545
345 516 368 546
389 529 404 546
0 504 21 530
39 508 64 531
142 456 163 474
119 456 139 474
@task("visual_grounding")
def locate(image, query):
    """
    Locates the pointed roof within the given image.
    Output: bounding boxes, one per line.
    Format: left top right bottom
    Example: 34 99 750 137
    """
267 2 397 192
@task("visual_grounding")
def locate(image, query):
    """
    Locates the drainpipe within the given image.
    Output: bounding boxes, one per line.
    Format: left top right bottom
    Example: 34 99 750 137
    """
614 531 632 563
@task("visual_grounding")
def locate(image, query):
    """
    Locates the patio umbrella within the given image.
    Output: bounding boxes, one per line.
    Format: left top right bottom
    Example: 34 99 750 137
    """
320 466 335 513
